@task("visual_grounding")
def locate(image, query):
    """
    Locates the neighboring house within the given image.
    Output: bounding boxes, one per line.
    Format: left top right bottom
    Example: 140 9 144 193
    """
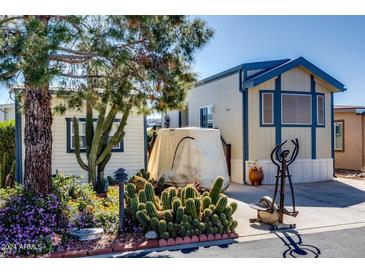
334 105 365 171
0 103 15 122
167 57 346 184
15 96 147 183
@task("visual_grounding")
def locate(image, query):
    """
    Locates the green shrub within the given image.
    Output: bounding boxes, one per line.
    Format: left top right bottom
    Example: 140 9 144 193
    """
0 120 15 165
0 120 16 188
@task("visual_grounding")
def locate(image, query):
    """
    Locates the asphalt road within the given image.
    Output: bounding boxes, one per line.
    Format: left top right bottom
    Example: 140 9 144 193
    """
117 227 365 258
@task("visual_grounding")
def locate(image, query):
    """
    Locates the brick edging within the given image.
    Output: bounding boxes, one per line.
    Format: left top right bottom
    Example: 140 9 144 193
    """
31 231 239 258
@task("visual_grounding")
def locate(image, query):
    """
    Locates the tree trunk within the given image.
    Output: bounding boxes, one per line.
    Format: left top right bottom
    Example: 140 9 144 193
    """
23 85 53 194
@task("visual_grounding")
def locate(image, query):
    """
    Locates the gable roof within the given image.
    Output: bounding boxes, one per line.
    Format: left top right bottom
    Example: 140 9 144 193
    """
197 59 289 86
243 57 346 92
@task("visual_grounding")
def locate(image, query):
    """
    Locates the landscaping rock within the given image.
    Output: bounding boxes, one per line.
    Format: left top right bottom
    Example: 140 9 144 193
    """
214 234 222 240
159 239 168 247
145 230 158 239
207 234 215 241
167 238 176 246
70 228 104 241
191 235 199 243
222 233 229 239
175 237 184 245
183 236 192 244
199 234 208 242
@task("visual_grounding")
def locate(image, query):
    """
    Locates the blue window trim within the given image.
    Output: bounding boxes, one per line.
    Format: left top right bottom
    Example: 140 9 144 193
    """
259 89 327 129
274 76 282 146
259 90 275 127
65 118 124 153
316 93 326 127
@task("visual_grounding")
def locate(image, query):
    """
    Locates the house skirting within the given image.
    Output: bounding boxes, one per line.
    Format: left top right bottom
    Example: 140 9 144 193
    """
245 158 333 184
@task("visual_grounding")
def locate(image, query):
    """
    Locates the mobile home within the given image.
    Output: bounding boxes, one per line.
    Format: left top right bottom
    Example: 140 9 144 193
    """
168 57 346 184
14 96 146 182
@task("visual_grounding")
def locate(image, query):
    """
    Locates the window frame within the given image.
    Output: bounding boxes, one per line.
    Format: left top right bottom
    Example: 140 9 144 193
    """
199 104 214 128
65 118 124 153
334 120 345 152
260 91 274 126
281 93 312 126
317 94 325 127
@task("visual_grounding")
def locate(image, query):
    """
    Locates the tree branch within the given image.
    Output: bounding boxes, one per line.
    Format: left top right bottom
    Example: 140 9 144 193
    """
72 117 89 171
0 16 23 24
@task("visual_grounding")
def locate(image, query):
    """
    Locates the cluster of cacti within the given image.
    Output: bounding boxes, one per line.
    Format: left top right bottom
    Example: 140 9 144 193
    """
0 152 16 189
125 175 238 239
128 168 165 195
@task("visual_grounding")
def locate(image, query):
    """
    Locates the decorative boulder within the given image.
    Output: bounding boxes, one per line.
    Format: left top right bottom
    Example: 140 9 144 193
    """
145 230 158 240
70 228 103 241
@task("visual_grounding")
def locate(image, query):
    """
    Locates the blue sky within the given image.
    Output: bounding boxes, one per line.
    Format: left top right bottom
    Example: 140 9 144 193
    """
1 16 364 105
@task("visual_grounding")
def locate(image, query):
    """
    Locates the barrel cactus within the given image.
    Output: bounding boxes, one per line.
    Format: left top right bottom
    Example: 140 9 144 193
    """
186 198 198 219
126 183 136 198
146 201 159 219
161 190 171 210
215 195 228 213
150 217 160 233
136 210 150 228
138 190 147 204
230 201 238 215
209 176 224 204
202 196 211 209
129 176 148 192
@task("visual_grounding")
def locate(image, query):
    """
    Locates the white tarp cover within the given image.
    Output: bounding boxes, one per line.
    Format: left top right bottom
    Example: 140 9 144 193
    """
148 127 229 189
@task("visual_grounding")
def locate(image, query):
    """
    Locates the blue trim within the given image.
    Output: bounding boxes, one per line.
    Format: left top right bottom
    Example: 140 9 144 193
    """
143 116 147 170
239 69 249 184
331 93 335 175
316 93 326 127
311 75 317 159
259 90 275 127
15 98 23 184
178 111 182 128
65 118 124 153
243 57 346 92
197 59 290 86
274 75 282 146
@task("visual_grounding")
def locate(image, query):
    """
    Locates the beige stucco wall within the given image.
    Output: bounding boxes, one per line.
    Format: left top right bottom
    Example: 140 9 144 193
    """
21 97 145 180
334 111 365 171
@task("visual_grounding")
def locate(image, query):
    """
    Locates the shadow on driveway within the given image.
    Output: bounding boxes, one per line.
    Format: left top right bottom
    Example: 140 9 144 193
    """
225 180 365 208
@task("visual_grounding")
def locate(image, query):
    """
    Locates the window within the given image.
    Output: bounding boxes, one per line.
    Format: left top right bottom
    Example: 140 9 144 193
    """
334 120 344 151
200 105 214 128
66 118 124 153
317 95 325 126
261 92 274 125
281 94 311 125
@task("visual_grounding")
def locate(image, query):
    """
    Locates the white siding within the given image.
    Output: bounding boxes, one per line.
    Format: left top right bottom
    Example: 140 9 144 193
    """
21 97 145 180
248 79 276 161
188 73 243 183
166 110 180 128
246 158 333 184
281 67 311 92
0 104 15 122
316 82 332 159
282 127 312 159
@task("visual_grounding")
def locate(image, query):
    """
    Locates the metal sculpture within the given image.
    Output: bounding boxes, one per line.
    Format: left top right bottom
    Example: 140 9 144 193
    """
249 138 299 230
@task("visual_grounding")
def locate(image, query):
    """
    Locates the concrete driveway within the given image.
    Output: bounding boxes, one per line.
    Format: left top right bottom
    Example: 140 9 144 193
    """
226 178 365 239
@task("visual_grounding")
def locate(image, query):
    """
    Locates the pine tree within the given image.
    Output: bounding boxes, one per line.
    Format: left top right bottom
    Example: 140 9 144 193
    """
0 16 213 194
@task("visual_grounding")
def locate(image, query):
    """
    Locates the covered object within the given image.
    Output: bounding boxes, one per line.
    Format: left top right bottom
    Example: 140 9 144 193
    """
148 127 229 189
